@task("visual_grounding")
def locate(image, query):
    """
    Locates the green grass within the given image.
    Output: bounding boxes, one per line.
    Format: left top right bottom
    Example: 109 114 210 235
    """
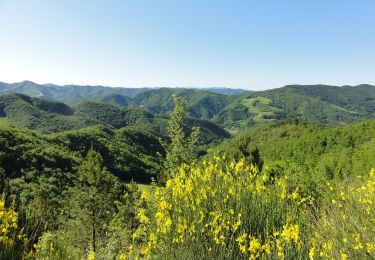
240 97 281 124
241 96 273 112
241 97 280 117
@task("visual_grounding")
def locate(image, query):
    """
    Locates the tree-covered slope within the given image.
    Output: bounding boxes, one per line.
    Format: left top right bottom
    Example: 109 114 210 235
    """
0 93 230 145
133 88 232 119
0 122 163 182
212 119 375 184
73 100 229 144
214 84 375 130
247 84 375 123
94 93 136 108
131 84 375 130
0 93 91 132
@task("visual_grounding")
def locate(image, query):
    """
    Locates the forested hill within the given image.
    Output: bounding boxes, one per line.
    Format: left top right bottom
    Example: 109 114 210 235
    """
0 122 163 182
132 84 375 130
0 93 229 144
212 119 375 187
0 93 229 179
2 81 375 131
212 84 375 129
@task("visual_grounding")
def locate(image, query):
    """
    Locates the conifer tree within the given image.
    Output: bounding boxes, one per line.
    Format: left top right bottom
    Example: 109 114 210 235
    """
64 149 120 255
161 94 200 181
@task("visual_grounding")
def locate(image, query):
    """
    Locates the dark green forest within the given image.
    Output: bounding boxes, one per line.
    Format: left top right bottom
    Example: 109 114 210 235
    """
0 85 374 259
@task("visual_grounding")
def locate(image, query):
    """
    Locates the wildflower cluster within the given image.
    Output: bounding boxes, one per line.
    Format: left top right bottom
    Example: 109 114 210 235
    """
0 197 27 247
310 168 375 259
129 157 312 259
0 196 29 259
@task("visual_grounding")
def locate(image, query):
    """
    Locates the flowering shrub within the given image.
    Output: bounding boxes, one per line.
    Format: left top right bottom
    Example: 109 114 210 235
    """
129 157 313 259
310 169 375 259
0 197 28 258
0 198 19 247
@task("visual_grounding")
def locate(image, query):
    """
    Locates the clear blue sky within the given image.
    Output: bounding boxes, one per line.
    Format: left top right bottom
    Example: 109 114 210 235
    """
0 0 374 90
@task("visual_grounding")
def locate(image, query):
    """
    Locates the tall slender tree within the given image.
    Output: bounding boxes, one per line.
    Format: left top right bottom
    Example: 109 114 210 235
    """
161 94 200 181
64 149 120 255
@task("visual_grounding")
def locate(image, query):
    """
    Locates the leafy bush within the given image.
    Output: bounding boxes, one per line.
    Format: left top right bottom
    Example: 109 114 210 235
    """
129 158 313 259
310 169 375 259
0 197 29 259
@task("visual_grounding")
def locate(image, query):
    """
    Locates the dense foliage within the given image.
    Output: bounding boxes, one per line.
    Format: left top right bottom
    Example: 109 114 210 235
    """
212 119 375 195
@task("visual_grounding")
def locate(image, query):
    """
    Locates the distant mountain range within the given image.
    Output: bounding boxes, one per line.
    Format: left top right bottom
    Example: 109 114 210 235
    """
0 81 152 103
0 81 246 104
1 81 375 131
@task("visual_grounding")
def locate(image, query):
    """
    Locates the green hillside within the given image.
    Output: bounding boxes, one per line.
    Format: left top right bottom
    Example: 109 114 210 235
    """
0 98 227 182
244 85 370 123
0 93 90 132
213 84 375 130
132 88 231 118
95 93 136 108
0 122 162 182
212 119 375 186
129 84 375 130
75 101 128 128
0 93 229 145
